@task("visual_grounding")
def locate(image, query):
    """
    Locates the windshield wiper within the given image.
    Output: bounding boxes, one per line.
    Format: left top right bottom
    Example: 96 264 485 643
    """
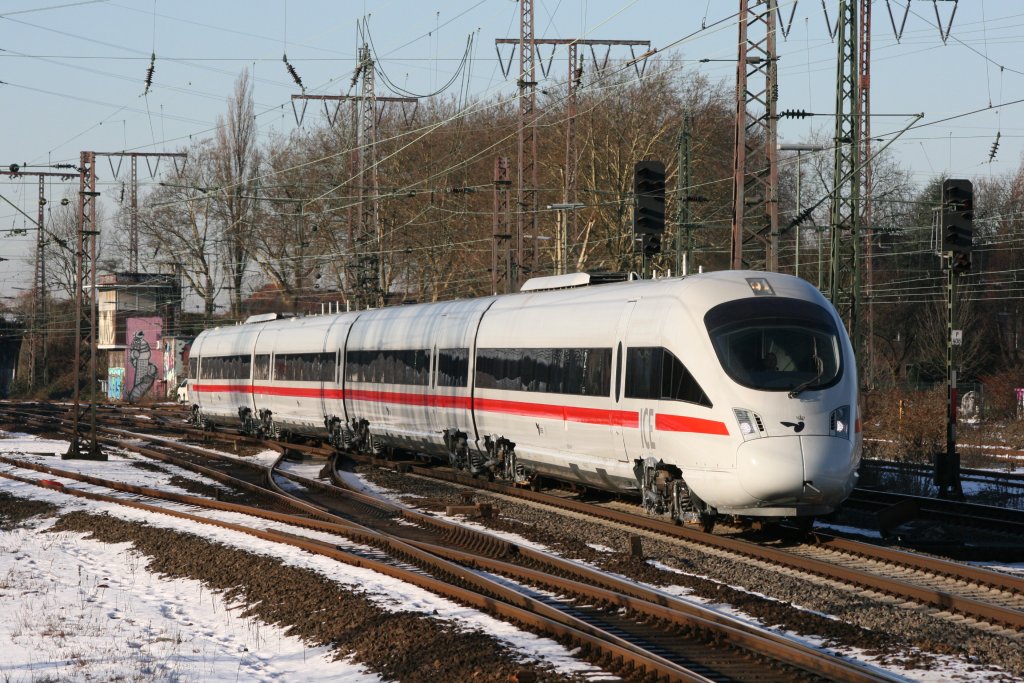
788 340 823 398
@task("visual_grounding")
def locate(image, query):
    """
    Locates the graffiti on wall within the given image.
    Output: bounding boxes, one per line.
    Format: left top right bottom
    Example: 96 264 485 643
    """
125 317 163 403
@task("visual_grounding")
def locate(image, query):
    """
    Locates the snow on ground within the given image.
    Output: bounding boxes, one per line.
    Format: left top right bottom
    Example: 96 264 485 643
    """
0 432 605 682
2 429 1021 682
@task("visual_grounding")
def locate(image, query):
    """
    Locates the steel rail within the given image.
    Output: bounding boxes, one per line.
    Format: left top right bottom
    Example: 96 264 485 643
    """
6 404 1023 629
390 462 1024 630
0 443 895 681
0 460 713 682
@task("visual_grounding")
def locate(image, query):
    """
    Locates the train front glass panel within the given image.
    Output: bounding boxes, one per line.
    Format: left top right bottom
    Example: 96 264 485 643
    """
704 298 843 393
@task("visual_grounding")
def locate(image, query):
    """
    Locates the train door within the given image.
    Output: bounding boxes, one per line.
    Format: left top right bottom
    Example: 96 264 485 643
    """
611 300 637 462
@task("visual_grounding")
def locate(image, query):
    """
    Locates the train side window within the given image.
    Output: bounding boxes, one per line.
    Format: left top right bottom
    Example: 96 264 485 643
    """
275 352 335 382
198 354 251 380
345 349 429 385
476 347 611 396
437 348 469 387
189 357 199 380
625 347 711 407
253 354 271 381
615 343 622 402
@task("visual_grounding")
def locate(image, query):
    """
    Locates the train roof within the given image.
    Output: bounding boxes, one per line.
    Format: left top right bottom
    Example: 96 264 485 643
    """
194 270 833 342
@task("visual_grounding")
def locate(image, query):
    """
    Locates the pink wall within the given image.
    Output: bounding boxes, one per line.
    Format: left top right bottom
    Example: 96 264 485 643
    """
125 317 164 402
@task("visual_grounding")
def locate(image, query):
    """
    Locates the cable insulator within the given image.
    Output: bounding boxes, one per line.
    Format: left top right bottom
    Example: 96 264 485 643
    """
143 52 156 95
779 109 811 119
988 131 1001 162
283 53 304 92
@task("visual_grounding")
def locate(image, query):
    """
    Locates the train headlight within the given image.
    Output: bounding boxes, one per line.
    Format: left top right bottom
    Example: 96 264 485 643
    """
830 405 851 439
733 408 765 441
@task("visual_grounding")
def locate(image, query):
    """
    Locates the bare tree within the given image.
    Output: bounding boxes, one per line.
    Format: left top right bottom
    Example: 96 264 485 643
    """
212 70 261 315
138 140 224 322
44 190 106 302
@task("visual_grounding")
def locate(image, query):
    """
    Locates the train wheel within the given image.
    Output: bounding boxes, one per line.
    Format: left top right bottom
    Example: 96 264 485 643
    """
700 514 716 533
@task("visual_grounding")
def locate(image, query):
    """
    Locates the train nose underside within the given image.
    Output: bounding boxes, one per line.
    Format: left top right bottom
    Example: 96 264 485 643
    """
734 435 858 516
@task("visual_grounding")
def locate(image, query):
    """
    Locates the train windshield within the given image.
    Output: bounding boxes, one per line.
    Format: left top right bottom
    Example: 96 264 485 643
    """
704 298 843 392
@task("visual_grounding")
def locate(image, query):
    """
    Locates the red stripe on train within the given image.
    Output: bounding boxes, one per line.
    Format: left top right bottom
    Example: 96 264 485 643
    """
346 389 471 410
192 383 726 435
656 413 730 436
472 397 639 427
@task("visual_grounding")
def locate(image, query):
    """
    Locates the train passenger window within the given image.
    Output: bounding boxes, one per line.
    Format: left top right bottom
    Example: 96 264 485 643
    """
345 349 430 385
188 357 198 380
253 354 271 381
274 352 336 382
475 347 612 396
198 354 251 380
437 348 469 387
625 347 712 407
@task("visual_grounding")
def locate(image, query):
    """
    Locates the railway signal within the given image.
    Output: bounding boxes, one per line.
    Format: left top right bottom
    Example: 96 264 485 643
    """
937 178 973 500
942 178 973 273
633 160 665 258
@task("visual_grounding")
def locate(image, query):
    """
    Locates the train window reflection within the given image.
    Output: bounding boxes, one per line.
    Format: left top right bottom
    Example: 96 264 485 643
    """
197 354 251 380
475 347 611 396
253 354 271 381
705 298 842 392
346 349 430 385
274 352 337 382
437 348 469 387
624 347 712 407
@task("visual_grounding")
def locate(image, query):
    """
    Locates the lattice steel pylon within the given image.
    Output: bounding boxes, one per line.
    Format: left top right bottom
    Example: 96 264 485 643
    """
289 91 415 304
100 152 186 273
492 156 512 294
495 37 649 277
65 150 104 460
516 0 538 289
731 0 780 272
358 43 383 307
859 0 874 386
34 176 46 387
675 114 694 275
829 0 862 361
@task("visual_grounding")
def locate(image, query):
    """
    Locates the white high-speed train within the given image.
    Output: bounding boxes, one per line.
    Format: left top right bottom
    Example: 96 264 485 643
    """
187 271 861 527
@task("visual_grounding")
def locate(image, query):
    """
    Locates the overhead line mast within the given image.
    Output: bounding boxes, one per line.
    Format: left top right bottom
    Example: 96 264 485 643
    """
829 1 862 362
0 166 80 390
731 0 780 272
517 0 538 290
98 152 186 273
291 89 416 309
66 151 103 460
860 0 874 387
494 37 651 281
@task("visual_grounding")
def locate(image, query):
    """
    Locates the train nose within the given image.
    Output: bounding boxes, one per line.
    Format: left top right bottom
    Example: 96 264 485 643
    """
799 435 858 505
736 435 856 507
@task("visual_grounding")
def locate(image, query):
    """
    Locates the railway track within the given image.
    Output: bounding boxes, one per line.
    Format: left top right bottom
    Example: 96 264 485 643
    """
0 403 896 682
7 404 1024 629
365 457 1024 633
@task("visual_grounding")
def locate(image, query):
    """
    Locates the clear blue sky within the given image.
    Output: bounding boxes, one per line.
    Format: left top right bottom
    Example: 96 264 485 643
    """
2 0 1022 297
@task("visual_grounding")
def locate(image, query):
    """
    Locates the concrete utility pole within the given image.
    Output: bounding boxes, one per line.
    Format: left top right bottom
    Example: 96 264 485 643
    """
495 37 651 280
731 0 780 271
